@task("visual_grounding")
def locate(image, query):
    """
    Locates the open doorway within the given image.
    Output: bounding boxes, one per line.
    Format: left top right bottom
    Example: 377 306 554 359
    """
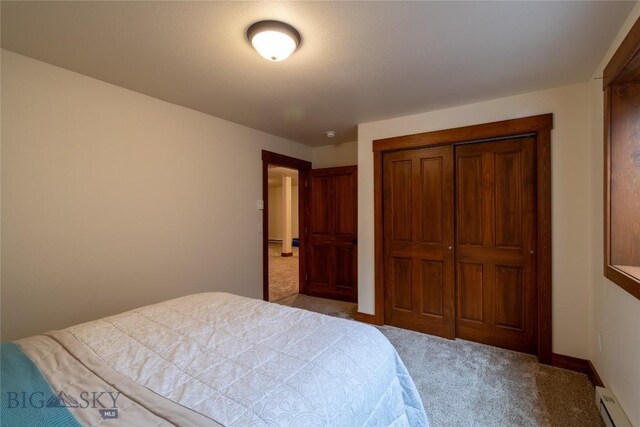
267 166 299 301
261 151 311 302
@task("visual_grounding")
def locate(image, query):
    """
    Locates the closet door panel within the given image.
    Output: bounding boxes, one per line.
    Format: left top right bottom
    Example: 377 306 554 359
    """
420 158 444 244
392 257 413 311
383 146 455 338
390 160 413 242
420 260 444 317
457 154 483 245
457 262 484 322
455 137 537 354
494 265 524 330
495 150 523 247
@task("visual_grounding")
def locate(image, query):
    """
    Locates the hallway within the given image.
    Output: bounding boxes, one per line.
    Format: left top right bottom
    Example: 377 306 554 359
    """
268 242 299 301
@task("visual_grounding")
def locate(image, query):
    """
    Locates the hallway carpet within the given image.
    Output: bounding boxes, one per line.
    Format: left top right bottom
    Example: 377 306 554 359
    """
268 242 299 301
277 294 604 427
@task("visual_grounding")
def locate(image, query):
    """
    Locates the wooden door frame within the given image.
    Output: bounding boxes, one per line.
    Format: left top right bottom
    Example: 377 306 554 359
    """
262 150 312 301
370 114 553 364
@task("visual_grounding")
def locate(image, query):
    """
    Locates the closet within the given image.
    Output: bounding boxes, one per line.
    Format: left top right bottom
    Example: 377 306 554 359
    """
374 115 552 359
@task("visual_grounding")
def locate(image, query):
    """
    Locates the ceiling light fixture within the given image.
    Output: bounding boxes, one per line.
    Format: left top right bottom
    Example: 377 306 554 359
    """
247 20 301 62
326 131 336 138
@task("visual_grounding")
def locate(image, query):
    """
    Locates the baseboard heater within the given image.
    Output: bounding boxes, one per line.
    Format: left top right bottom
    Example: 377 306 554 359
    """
595 387 632 427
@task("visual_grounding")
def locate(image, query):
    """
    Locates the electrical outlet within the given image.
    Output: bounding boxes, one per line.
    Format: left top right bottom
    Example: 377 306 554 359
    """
597 333 602 352
256 200 264 210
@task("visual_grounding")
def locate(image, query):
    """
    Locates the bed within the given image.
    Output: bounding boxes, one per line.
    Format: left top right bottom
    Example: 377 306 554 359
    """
2 292 428 426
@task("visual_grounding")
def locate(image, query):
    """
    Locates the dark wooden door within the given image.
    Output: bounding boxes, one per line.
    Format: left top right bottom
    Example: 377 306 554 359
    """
383 146 455 338
455 137 537 353
308 166 357 302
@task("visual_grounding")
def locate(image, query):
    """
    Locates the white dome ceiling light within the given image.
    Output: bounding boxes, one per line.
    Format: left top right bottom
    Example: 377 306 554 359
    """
247 20 301 62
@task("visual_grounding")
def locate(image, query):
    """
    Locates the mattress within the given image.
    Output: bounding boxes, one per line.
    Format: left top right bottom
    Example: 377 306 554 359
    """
6 292 428 426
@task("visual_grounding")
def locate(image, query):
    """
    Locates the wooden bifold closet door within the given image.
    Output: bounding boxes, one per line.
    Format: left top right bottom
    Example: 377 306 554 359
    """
455 138 537 354
383 137 537 354
383 146 455 338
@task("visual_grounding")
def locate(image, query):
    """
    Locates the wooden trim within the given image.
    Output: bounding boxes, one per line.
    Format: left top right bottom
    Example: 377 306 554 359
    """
299 168 310 296
603 16 640 88
262 150 312 301
604 84 613 295
372 114 554 364
353 311 383 326
551 353 588 373
602 16 640 300
551 353 605 388
605 266 640 299
281 252 293 257
537 127 553 365
309 165 357 176
587 360 605 388
261 150 312 170
373 114 553 152
373 151 385 325
263 159 269 301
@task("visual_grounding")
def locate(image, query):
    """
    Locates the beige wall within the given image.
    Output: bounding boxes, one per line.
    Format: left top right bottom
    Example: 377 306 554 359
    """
1 50 311 341
358 82 592 359
267 185 299 241
311 141 358 168
588 4 640 426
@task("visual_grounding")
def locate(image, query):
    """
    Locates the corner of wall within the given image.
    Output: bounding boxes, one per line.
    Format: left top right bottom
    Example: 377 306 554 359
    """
311 141 358 169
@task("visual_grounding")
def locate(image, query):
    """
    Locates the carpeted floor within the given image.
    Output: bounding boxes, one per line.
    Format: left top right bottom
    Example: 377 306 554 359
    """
268 242 299 301
276 294 604 427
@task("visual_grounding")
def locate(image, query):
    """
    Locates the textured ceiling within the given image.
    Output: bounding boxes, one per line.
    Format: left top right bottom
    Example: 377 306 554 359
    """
1 1 635 146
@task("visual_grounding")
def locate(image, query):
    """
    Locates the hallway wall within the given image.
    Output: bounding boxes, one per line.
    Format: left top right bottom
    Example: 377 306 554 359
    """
268 185 299 241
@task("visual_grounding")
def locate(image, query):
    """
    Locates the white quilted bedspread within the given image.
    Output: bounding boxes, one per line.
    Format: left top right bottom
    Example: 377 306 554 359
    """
67 293 428 426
